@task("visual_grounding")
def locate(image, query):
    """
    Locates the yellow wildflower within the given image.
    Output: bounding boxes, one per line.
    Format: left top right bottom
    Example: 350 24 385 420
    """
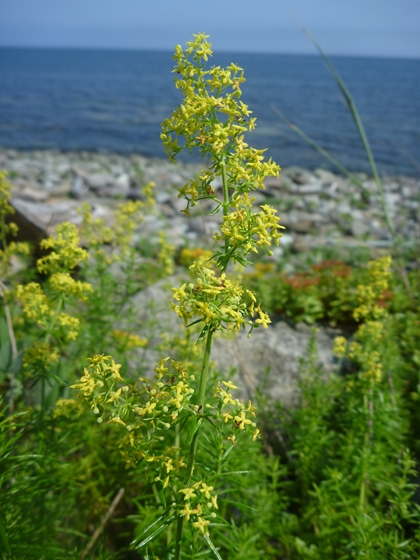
199 483 214 499
222 380 238 390
179 487 196 500
192 517 210 534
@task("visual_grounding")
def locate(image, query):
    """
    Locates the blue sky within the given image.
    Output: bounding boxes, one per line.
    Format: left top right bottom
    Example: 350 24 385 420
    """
1 0 419 58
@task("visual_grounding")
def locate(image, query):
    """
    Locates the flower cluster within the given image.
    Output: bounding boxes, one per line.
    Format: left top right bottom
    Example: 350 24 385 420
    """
23 341 60 375
17 222 93 344
53 397 84 419
171 260 270 336
71 353 259 537
213 379 259 443
161 33 281 346
161 32 281 218
157 232 175 275
78 184 155 260
49 272 92 301
0 171 15 224
72 34 274 554
353 255 392 322
37 222 89 274
71 355 195 481
334 256 392 386
0 171 30 276
178 480 218 535
214 201 285 266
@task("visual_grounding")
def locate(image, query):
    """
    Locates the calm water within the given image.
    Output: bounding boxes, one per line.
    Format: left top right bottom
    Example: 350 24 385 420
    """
0 47 419 176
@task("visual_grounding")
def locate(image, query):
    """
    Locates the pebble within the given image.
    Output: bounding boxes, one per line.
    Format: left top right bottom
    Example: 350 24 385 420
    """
0 148 418 251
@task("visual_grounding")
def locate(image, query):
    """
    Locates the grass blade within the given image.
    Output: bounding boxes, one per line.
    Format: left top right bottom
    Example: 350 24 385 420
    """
0 515 11 554
271 105 365 189
132 514 178 549
131 509 173 546
293 19 396 240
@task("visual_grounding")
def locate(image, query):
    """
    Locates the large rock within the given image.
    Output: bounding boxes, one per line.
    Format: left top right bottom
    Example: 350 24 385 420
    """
212 321 337 407
127 278 338 408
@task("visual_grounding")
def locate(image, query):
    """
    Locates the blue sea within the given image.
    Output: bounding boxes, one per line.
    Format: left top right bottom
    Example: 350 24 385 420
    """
0 47 419 176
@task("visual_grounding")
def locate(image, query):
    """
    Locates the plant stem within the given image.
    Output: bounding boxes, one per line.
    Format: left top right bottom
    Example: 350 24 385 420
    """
360 392 370 511
174 328 214 560
220 159 230 263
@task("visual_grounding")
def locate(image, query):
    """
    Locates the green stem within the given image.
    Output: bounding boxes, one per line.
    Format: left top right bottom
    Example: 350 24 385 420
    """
45 296 64 341
360 392 369 511
220 159 230 267
174 329 214 560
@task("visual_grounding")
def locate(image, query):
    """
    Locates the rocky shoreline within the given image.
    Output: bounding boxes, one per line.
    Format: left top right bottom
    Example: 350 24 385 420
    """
2 147 418 406
1 148 419 255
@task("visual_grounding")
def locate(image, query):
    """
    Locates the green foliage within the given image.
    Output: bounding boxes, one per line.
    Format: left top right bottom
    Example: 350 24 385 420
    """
277 336 420 559
242 257 419 327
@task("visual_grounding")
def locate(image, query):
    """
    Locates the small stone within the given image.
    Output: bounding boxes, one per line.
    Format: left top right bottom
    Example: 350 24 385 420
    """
293 219 313 234
51 182 72 197
297 183 323 195
19 187 49 203
156 191 171 204
71 176 88 199
87 173 115 190
292 236 310 252
384 192 401 208
402 186 412 198
115 173 130 190
351 219 369 237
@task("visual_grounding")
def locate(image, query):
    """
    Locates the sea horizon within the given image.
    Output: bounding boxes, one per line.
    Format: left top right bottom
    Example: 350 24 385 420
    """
1 46 419 177
2 44 420 61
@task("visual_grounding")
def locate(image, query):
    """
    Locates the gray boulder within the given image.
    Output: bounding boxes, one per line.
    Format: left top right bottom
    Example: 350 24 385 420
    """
212 321 337 407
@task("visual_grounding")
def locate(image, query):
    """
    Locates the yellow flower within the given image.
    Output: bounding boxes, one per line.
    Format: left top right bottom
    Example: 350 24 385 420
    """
252 428 261 441
38 222 89 274
199 482 214 499
209 495 218 509
17 283 51 323
23 341 60 371
192 517 210 534
70 367 96 396
108 416 126 427
49 272 93 300
107 388 122 403
154 357 170 379
172 284 188 301
219 389 235 406
111 330 148 349
180 503 195 521
333 336 347 357
179 487 196 500
109 360 123 381
234 411 253 430
222 380 238 390
138 401 157 416
255 306 271 328
222 411 233 423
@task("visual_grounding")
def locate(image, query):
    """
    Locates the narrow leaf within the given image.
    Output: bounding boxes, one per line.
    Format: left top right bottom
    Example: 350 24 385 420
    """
133 514 177 549
196 323 210 344
271 105 363 188
187 418 203 444
131 509 172 546
204 533 223 560
0 515 11 554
